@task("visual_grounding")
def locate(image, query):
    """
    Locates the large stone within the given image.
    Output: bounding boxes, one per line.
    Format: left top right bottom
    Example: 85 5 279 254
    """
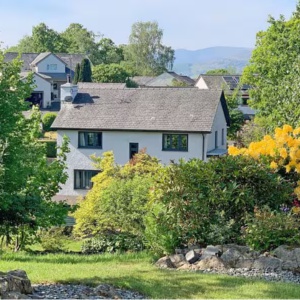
221 249 243 268
2 291 30 299
155 256 176 269
185 250 200 264
253 256 282 271
222 244 259 259
273 245 296 261
177 263 192 271
195 256 226 270
169 254 186 268
235 259 254 269
282 260 295 271
201 246 222 260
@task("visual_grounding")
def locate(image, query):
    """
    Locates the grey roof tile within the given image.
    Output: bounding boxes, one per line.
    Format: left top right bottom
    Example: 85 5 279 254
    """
77 82 126 89
52 88 227 132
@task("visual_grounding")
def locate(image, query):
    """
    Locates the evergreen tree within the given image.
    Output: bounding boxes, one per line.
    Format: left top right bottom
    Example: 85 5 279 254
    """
80 58 92 82
73 63 81 84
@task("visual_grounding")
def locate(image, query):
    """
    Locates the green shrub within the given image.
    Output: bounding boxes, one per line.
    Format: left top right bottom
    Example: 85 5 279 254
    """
145 156 293 254
42 112 57 131
38 228 67 252
242 206 300 251
38 140 57 158
81 232 145 253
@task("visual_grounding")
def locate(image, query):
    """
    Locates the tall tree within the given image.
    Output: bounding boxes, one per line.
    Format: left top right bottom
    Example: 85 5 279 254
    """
73 63 81 84
124 21 175 76
79 58 92 82
242 2 300 130
31 23 66 53
92 64 129 83
0 51 70 250
95 38 124 64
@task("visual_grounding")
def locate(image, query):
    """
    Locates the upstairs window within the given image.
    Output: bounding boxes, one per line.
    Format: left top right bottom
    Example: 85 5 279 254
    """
47 64 57 71
74 170 99 189
78 132 102 148
163 134 188 151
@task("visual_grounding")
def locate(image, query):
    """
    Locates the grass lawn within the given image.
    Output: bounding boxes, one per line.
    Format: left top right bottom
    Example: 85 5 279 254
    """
1 251 300 299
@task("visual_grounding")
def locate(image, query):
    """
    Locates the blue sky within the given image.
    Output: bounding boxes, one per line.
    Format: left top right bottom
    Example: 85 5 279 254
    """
0 0 297 50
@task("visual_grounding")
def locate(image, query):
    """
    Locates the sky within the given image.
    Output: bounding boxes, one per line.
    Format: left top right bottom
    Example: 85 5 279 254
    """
0 0 297 50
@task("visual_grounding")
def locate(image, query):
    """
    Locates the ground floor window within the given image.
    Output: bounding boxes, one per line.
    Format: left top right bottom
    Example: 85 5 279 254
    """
162 134 188 151
74 170 99 189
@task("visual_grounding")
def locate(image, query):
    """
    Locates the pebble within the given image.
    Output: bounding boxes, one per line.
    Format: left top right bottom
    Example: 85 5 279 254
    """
28 283 146 299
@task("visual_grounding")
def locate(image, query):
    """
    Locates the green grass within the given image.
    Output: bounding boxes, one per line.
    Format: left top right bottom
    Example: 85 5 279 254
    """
1 251 300 298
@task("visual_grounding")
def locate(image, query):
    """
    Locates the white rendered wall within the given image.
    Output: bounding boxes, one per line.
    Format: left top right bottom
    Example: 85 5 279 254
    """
207 102 227 151
32 74 51 108
195 77 209 89
36 54 66 73
57 130 205 196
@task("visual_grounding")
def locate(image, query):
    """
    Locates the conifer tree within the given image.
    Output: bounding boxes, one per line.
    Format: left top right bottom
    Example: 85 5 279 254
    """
73 63 81 84
79 58 92 82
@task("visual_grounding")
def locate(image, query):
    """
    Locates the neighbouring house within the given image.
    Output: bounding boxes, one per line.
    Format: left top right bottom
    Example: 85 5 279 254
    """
195 74 255 120
52 82 230 200
4 52 87 108
132 71 195 87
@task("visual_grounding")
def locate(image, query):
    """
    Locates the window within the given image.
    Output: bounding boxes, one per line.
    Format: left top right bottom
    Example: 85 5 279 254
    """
162 134 188 151
78 132 102 148
47 64 57 71
222 128 225 146
74 170 99 189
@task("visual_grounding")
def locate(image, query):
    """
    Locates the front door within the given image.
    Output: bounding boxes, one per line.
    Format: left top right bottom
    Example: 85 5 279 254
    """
129 143 139 159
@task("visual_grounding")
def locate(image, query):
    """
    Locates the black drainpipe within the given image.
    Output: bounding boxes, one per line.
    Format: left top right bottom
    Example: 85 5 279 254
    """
202 134 205 161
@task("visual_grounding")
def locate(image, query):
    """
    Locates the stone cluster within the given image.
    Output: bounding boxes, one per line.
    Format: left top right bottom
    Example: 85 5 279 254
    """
0 270 145 299
156 244 300 284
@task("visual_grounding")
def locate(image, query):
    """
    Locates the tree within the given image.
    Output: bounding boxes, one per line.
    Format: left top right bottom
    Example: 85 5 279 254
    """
92 64 129 83
0 51 70 250
79 58 92 82
242 2 300 131
31 23 66 53
95 38 124 65
73 63 81 84
206 69 231 75
124 21 175 76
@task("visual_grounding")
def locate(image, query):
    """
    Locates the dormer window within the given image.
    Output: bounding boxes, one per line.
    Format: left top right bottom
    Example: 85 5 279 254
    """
47 64 57 71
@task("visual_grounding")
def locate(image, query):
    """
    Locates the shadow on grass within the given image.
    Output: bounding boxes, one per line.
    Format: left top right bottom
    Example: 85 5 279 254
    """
55 270 300 299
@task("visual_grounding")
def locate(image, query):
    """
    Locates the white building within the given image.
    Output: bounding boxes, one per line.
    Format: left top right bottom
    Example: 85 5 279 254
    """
52 83 230 201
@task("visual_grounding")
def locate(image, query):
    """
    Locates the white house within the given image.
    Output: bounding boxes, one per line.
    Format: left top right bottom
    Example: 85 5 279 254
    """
5 52 87 108
52 83 230 200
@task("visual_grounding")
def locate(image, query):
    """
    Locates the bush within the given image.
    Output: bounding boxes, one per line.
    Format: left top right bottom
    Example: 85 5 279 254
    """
42 112 57 131
38 228 67 252
145 156 294 254
81 232 145 253
242 206 300 251
43 140 57 158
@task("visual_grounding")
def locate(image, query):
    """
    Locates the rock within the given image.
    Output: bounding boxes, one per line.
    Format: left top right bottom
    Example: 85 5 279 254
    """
221 249 243 268
169 254 186 268
282 260 295 271
195 256 226 270
2 291 30 299
185 250 200 264
177 263 192 271
253 256 282 271
175 248 184 255
235 259 254 269
201 245 222 260
273 245 296 261
155 256 176 269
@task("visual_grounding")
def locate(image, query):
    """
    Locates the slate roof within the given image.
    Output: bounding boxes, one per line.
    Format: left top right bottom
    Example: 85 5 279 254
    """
196 75 226 89
77 82 126 89
4 52 87 72
52 88 229 132
146 72 195 87
131 76 154 86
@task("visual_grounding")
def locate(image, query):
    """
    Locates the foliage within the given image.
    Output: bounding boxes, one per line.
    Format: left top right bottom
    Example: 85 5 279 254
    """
81 232 145 254
73 151 162 238
124 21 175 76
92 64 130 83
39 140 57 158
242 3 300 130
38 228 67 252
95 38 124 65
73 63 81 84
229 124 300 199
227 109 244 140
0 51 70 250
236 119 269 147
145 156 293 254
42 112 57 131
206 68 232 75
242 206 300 251
79 58 92 82
171 79 189 87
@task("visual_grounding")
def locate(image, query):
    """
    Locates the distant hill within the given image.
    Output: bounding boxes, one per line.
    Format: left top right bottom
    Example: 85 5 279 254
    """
173 46 253 78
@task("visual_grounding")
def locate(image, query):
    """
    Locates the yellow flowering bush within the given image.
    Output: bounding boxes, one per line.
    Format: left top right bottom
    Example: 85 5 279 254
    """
229 124 300 201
